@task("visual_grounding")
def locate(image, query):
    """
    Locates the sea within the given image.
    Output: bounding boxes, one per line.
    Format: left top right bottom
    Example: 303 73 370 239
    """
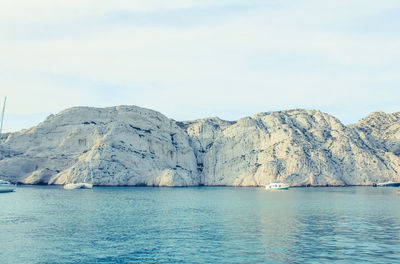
1 186 399 264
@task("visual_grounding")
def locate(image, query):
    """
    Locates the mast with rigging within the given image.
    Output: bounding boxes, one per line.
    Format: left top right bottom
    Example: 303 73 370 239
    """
0 97 6 138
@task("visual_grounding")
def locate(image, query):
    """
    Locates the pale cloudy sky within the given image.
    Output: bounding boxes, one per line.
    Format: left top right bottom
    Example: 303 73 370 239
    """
1 0 399 132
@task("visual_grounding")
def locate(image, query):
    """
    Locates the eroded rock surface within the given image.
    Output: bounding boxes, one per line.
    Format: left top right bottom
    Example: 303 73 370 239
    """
0 106 399 186
182 110 400 186
0 106 199 186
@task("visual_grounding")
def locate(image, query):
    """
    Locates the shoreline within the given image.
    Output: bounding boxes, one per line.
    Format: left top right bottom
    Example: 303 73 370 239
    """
12 183 388 188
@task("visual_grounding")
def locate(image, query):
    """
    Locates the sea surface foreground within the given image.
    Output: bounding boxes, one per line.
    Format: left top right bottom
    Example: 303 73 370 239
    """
1 186 400 263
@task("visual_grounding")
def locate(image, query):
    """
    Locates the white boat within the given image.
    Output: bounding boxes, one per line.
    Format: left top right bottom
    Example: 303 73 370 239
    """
64 182 93 190
376 181 400 187
0 98 14 193
265 182 289 190
63 167 94 190
0 179 16 193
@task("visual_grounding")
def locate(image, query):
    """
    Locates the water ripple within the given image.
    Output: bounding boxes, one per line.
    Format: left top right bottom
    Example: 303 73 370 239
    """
1 186 400 263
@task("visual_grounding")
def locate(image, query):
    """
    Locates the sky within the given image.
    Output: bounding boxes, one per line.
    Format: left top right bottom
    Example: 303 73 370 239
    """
1 0 399 132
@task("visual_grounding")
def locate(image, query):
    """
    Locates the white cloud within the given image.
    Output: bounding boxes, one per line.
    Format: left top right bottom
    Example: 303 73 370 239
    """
0 0 399 131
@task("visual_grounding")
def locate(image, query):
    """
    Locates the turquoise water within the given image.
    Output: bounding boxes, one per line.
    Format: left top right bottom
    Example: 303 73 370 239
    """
1 186 400 264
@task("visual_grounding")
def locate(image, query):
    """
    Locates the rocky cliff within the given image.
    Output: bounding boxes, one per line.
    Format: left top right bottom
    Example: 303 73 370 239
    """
0 106 199 186
0 106 399 186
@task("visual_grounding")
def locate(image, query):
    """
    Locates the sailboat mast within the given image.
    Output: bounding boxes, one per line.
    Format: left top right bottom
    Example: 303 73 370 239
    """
0 97 6 137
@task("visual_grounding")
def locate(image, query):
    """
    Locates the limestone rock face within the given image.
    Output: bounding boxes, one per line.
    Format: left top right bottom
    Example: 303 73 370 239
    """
350 111 400 156
350 111 400 182
182 110 400 186
0 106 399 186
0 106 199 186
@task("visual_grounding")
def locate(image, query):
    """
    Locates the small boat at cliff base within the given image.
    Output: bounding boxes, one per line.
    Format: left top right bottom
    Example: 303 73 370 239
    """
265 182 289 190
0 180 16 193
375 181 400 187
0 98 14 193
64 182 93 190
64 166 94 190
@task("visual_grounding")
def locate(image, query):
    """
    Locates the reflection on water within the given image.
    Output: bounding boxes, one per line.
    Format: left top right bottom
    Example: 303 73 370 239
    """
255 188 400 263
1 186 400 263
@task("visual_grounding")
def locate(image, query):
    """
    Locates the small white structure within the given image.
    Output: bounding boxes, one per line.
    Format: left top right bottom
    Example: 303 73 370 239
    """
64 166 94 190
0 179 16 193
64 182 93 190
376 181 400 187
265 182 289 190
